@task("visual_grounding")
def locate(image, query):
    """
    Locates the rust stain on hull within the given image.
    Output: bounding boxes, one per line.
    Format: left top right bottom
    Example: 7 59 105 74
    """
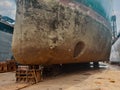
12 0 112 65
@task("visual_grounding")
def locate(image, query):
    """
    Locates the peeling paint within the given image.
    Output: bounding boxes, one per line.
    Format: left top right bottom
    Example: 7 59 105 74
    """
12 0 112 65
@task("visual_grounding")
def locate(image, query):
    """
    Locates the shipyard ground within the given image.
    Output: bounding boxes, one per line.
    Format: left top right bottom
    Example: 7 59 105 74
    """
0 63 120 90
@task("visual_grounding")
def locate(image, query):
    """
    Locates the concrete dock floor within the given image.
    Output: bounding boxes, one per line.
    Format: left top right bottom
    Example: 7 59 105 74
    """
0 63 120 90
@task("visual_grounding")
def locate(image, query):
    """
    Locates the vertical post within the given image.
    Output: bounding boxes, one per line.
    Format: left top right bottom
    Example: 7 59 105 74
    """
111 15 117 40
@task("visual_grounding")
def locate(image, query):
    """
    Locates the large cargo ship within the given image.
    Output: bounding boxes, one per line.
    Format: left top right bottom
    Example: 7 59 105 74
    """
0 16 14 61
12 0 112 65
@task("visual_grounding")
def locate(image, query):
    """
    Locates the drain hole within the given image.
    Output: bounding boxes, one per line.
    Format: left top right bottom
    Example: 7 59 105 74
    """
73 41 85 58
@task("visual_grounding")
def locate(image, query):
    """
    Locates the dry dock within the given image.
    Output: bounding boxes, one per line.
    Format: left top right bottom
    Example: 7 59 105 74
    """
0 63 120 90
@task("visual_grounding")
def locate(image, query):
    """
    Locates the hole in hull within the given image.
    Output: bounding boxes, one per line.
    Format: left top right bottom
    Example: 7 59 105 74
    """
73 41 85 58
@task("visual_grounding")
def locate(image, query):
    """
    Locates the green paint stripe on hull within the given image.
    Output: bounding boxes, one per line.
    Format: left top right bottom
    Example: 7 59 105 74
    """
75 0 112 21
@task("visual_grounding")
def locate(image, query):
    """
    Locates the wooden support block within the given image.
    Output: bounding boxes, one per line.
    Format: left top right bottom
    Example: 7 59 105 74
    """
0 62 7 72
16 65 43 83
0 60 16 73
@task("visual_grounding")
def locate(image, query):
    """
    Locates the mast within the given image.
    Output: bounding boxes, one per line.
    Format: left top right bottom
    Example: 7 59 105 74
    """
111 15 117 39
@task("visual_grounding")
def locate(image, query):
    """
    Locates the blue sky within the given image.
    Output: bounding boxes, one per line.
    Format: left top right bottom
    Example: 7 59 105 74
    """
0 0 120 31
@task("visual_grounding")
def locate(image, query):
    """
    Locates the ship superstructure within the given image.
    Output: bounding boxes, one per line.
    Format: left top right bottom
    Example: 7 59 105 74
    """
0 15 14 61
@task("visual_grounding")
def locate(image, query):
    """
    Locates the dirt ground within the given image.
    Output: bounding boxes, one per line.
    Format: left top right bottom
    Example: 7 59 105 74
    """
0 63 120 90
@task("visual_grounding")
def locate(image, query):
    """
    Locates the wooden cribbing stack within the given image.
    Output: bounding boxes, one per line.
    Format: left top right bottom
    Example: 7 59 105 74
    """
0 60 16 73
16 65 43 83
0 62 7 72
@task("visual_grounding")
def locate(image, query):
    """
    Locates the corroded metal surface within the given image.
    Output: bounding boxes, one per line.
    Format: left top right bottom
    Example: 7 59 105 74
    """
12 0 112 65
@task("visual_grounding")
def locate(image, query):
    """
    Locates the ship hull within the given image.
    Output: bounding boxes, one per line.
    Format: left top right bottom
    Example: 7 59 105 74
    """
12 0 112 65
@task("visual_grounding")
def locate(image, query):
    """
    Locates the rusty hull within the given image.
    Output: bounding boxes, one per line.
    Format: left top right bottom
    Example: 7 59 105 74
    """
12 0 112 65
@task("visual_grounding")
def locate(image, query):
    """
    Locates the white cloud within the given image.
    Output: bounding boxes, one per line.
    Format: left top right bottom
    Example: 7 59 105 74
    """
0 0 16 19
3 1 12 7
